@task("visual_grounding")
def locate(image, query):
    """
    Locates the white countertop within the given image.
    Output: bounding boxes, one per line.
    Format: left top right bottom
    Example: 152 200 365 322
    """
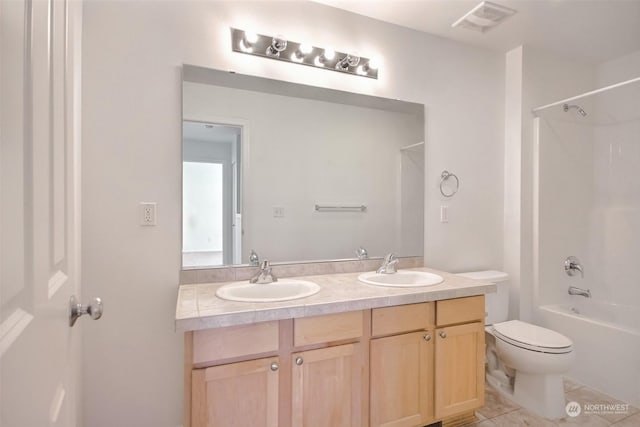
175 267 496 332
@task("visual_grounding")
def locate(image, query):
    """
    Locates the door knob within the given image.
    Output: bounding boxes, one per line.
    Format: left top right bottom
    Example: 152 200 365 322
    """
439 331 447 338
270 362 279 371
423 334 432 342
295 357 303 366
69 295 103 327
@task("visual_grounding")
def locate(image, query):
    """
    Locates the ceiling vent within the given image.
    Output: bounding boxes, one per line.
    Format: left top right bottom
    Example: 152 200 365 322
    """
452 1 517 33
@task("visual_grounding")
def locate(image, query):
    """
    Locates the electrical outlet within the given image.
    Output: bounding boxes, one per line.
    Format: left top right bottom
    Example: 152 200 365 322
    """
273 206 285 218
140 202 157 226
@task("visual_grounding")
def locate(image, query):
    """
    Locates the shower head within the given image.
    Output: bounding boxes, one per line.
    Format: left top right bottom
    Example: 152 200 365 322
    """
563 103 587 117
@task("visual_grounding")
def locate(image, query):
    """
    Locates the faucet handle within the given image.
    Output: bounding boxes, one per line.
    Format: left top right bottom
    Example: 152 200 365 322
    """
249 249 259 266
564 256 584 278
355 246 368 260
384 253 397 263
260 260 270 270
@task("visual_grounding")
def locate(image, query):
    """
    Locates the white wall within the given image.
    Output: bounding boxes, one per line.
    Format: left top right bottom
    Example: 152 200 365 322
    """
81 2 504 425
596 49 640 86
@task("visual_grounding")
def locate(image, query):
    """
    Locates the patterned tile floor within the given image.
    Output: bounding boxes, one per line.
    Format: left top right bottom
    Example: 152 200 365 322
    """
463 379 640 427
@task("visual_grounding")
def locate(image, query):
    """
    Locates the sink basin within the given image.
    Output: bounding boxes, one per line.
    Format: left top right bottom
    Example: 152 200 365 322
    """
216 279 321 302
358 270 444 287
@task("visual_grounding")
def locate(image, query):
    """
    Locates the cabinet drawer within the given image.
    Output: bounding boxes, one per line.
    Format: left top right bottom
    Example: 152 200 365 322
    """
371 302 434 337
294 311 364 347
193 321 279 365
436 296 485 326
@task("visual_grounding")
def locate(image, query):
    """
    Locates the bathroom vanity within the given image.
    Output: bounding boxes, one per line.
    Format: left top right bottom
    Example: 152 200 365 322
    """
176 267 495 427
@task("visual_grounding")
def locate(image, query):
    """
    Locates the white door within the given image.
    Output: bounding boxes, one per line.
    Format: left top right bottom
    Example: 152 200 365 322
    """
1 0 84 426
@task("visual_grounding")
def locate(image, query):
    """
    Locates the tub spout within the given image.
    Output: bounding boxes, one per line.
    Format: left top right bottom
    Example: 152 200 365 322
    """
568 286 591 298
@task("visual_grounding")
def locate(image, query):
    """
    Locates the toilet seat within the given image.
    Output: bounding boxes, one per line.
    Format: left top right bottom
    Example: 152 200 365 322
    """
492 320 573 354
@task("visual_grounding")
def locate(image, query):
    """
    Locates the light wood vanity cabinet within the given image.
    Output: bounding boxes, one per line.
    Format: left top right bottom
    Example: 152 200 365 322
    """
191 356 280 427
187 311 366 427
370 303 435 427
185 295 485 427
292 343 363 427
434 296 486 421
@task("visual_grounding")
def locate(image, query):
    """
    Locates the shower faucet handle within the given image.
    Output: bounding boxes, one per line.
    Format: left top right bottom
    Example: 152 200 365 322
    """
564 256 584 278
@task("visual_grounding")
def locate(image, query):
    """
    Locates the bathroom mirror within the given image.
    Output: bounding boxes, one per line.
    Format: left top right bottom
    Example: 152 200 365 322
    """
182 65 424 268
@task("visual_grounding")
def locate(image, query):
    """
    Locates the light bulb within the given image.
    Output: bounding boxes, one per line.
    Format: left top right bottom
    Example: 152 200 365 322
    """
299 43 313 54
244 31 259 44
323 48 335 61
367 57 380 70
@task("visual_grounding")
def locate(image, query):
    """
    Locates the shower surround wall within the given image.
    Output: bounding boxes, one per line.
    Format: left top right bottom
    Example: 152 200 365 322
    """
535 75 640 405
591 94 640 307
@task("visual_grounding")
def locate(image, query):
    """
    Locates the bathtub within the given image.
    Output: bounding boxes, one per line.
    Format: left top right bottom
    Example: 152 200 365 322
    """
538 302 640 407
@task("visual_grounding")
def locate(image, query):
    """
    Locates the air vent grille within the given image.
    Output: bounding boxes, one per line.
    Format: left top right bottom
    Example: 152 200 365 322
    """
452 1 517 33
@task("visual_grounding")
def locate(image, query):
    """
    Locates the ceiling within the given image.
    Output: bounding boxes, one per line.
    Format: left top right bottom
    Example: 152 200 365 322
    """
314 0 640 64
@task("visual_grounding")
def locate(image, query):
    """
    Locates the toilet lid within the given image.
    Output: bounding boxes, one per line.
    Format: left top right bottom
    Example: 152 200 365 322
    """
493 320 573 350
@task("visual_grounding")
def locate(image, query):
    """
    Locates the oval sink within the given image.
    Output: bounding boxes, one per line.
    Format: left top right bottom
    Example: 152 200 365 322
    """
358 270 444 287
216 279 321 302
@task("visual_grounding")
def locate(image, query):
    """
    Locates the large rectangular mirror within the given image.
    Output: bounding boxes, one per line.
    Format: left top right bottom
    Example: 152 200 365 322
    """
182 65 424 268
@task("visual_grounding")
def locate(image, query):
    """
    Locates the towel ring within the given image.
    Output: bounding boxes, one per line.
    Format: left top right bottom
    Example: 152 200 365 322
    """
440 170 459 198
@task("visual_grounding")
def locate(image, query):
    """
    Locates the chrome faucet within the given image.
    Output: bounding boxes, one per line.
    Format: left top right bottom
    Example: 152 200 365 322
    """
249 249 259 266
568 286 591 298
355 246 368 260
250 260 278 284
564 256 584 278
377 253 399 274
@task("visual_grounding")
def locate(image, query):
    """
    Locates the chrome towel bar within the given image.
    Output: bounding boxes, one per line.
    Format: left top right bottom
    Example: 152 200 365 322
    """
314 204 367 212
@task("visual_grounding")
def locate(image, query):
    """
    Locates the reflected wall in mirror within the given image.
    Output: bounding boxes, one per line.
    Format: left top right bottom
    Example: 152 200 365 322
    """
182 65 425 268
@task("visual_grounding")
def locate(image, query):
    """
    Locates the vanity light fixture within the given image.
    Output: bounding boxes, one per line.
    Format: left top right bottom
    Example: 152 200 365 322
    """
230 28 378 79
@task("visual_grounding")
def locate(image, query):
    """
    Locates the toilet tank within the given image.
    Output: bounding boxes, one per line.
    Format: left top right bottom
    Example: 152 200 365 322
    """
455 270 509 325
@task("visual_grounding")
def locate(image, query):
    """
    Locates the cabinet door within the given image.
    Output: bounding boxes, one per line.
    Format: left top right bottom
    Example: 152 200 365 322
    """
291 343 363 427
370 331 434 427
192 357 279 427
435 322 485 419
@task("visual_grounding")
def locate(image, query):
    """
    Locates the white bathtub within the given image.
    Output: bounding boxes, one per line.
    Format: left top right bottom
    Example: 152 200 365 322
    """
539 302 640 407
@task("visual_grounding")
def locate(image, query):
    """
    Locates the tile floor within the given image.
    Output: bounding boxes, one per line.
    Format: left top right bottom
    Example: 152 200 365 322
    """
463 379 640 427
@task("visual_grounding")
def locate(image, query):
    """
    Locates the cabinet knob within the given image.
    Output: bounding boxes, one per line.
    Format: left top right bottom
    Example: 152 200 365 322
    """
295 357 303 366
270 362 279 371
423 334 431 342
439 331 447 339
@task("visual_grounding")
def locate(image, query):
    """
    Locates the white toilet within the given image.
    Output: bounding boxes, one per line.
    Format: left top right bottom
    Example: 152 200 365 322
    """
456 271 574 419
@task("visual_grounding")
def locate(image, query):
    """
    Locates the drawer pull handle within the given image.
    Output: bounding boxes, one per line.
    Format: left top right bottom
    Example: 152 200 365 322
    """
270 362 279 371
439 331 447 339
295 357 304 366
423 334 431 342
